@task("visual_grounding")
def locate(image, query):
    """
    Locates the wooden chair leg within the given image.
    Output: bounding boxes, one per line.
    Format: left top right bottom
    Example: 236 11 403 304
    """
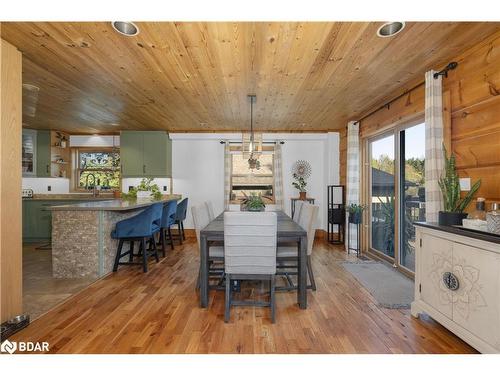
181 221 186 240
307 256 317 291
152 235 159 263
270 275 276 323
167 227 174 250
224 274 231 323
141 238 148 273
178 222 183 245
128 240 135 262
113 239 124 272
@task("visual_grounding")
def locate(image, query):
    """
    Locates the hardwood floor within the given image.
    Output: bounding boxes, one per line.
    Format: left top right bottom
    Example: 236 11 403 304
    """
11 239 476 354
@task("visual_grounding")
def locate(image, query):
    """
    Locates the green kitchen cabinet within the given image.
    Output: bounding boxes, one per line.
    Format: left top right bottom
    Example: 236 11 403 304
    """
121 131 172 178
120 131 144 177
23 200 52 242
23 199 112 243
36 130 51 177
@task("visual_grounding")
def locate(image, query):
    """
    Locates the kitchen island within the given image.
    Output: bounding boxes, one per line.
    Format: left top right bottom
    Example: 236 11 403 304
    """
49 195 181 278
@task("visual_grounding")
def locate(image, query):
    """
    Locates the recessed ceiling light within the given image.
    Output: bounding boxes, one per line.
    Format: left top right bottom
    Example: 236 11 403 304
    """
377 22 405 38
111 21 139 36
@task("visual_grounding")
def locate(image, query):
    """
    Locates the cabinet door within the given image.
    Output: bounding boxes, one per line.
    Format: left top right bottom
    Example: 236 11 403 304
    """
22 129 37 176
36 130 51 177
143 131 168 177
120 131 144 177
452 242 500 350
420 233 453 319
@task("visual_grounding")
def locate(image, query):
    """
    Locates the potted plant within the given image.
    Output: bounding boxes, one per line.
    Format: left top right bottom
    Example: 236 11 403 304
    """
241 192 266 212
438 147 481 226
347 203 366 224
292 173 307 200
122 178 162 200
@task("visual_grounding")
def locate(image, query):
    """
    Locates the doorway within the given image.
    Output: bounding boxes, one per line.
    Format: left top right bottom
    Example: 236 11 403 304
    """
366 120 425 274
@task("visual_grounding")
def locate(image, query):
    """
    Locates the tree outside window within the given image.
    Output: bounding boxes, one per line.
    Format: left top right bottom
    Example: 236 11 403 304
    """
77 149 120 190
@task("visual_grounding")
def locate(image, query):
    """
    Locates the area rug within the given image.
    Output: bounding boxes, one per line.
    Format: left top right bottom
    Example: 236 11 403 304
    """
341 261 414 309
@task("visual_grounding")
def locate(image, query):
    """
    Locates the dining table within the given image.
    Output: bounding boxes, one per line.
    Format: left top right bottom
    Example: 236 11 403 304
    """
199 210 308 309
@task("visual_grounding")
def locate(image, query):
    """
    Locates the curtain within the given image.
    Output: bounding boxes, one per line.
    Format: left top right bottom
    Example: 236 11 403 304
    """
424 71 444 223
273 142 284 210
223 140 231 210
346 121 360 251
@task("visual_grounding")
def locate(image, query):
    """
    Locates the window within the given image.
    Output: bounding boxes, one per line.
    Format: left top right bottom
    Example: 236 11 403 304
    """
75 149 120 191
230 151 274 203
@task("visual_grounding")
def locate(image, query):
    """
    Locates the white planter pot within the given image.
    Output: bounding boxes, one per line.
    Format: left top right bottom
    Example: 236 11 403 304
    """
136 191 151 198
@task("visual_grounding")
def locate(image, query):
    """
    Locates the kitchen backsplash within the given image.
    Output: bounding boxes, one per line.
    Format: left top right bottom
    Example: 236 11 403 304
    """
23 177 172 195
22 177 70 194
121 178 171 194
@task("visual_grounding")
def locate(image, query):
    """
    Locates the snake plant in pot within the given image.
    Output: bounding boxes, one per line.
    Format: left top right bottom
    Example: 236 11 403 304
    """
438 147 481 226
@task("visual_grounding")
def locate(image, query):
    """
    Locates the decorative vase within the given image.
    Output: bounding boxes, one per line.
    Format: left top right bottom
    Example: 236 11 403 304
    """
486 212 500 234
299 191 307 200
113 190 121 198
438 211 468 226
348 212 362 224
248 206 264 212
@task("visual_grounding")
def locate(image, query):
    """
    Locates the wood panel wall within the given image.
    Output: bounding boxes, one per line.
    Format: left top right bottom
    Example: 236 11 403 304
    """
1 39 23 322
341 30 500 212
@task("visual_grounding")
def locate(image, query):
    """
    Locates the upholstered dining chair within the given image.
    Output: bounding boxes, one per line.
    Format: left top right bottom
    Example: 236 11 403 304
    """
192 203 224 289
277 203 319 291
159 200 178 254
223 211 278 323
205 201 215 221
293 200 305 223
174 198 188 244
111 202 163 273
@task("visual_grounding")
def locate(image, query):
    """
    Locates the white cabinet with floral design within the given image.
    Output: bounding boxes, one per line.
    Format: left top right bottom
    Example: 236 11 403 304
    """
412 224 500 353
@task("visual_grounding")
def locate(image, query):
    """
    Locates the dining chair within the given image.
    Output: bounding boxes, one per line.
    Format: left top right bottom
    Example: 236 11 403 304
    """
159 200 178 254
223 211 278 323
192 204 224 289
277 203 319 291
293 200 305 223
174 198 188 244
205 201 215 221
111 202 163 273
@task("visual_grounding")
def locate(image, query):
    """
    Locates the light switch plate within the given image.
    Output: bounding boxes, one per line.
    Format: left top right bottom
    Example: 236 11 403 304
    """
459 178 471 191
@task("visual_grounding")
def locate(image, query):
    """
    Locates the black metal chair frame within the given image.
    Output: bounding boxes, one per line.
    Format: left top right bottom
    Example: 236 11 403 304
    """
113 235 160 273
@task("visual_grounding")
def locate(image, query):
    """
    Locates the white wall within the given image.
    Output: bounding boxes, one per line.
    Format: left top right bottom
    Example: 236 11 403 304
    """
171 138 226 229
281 139 326 229
170 133 340 230
22 177 70 194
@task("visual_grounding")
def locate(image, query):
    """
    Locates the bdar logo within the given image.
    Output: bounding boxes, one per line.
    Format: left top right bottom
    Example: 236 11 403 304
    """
1 339 17 354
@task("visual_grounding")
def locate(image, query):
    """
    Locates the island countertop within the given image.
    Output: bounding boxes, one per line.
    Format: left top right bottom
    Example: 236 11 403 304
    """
48 195 182 211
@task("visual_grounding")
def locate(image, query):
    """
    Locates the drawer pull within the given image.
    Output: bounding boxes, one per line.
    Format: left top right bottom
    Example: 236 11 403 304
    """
443 272 459 291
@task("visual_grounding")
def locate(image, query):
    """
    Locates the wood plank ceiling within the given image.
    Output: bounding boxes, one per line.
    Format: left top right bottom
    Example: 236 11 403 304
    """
1 22 500 133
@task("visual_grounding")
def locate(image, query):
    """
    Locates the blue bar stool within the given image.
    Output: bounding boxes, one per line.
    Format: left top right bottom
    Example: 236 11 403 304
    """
174 198 188 244
112 202 163 273
159 200 178 255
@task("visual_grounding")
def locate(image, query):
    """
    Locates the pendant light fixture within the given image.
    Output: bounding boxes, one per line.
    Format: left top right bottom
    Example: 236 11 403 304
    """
242 94 262 170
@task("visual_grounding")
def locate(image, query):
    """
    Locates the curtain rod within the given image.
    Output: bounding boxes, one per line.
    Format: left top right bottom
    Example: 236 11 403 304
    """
356 61 458 124
219 141 285 145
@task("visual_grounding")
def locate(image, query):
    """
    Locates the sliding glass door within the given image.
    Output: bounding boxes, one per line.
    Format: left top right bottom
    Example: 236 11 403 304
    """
399 123 425 271
369 133 395 259
367 121 425 273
